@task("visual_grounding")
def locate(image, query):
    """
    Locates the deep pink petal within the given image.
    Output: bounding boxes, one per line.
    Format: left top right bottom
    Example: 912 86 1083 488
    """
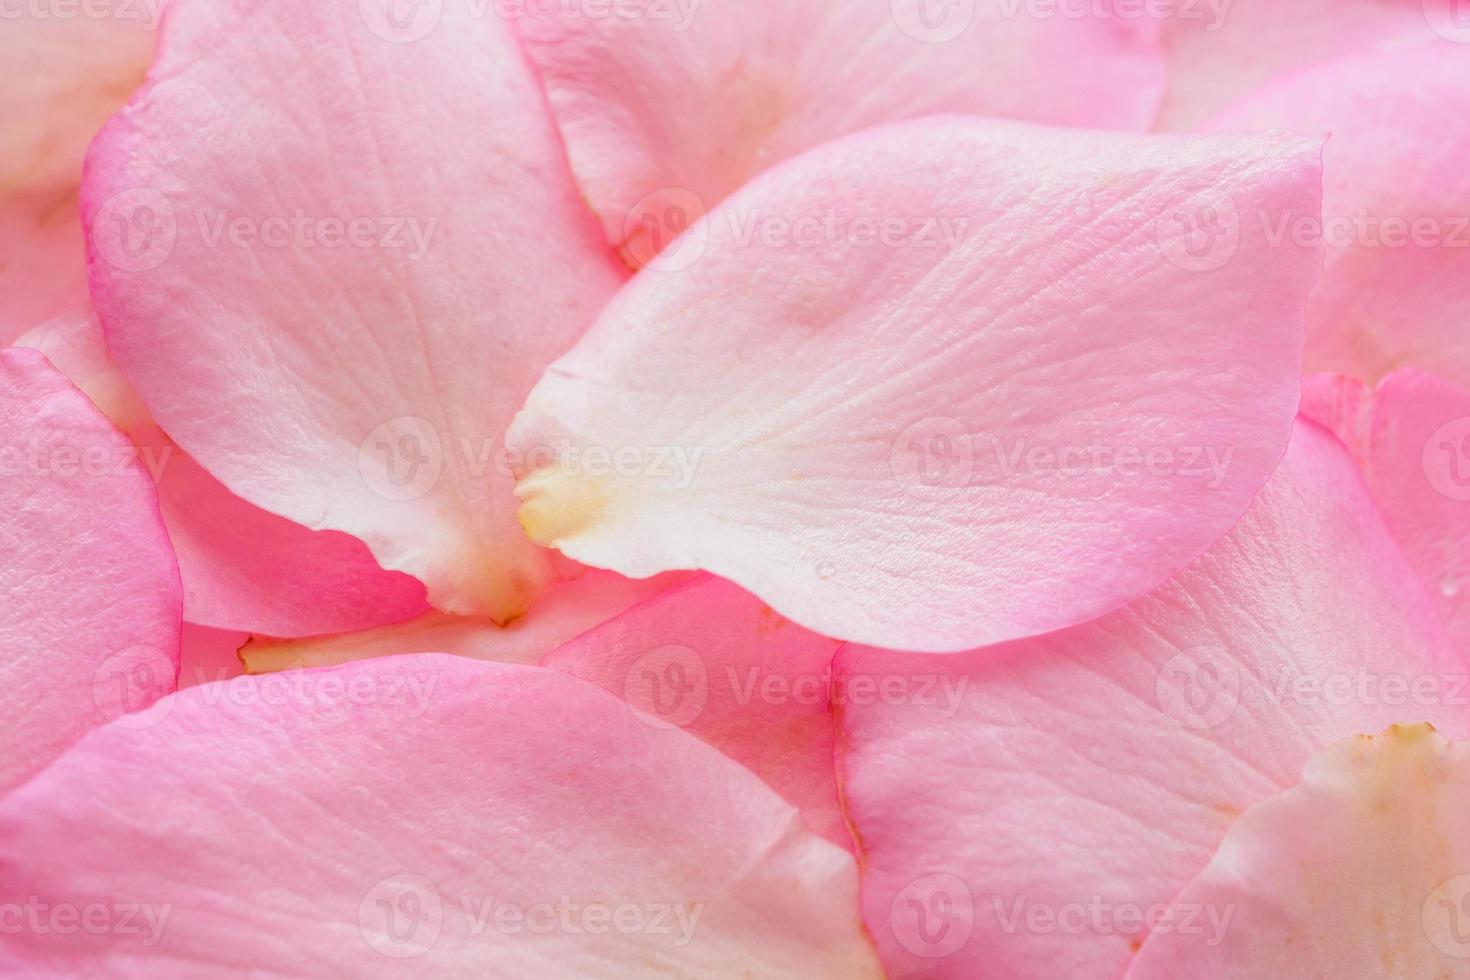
519 0 1165 261
84 0 626 622
0 348 180 795
0 655 881 977
544 575 849 848
508 119 1322 651
836 420 1466 979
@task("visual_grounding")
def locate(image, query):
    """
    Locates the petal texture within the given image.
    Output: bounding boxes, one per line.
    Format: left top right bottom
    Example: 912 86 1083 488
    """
544 575 849 848
1127 725 1470 979
518 0 1166 261
84 0 626 621
1206 41 1470 387
0 655 882 978
509 119 1323 651
836 420 1467 979
0 348 180 795
1302 369 1470 655
16 315 429 637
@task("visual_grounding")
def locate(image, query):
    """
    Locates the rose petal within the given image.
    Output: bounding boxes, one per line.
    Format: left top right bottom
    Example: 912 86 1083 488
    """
1302 369 1470 655
240 569 690 673
1206 41 1470 387
1155 0 1438 131
507 119 1322 651
836 419 1466 979
84 0 626 622
16 314 430 637
544 574 849 848
519 0 1165 262
0 655 882 977
1128 725 1470 978
0 347 180 796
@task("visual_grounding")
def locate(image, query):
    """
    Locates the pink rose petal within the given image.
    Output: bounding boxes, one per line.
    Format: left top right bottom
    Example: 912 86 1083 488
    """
0 655 882 977
836 420 1466 979
508 119 1323 651
84 0 626 622
545 574 849 848
519 0 1165 262
0 347 180 796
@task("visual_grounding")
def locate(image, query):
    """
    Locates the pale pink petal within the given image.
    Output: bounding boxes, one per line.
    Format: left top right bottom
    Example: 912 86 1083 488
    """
0 347 180 796
507 119 1322 652
1127 725 1470 979
240 569 690 673
16 315 430 637
84 0 626 622
1303 369 1470 655
1206 41 1470 387
1155 0 1438 131
0 3 158 338
836 420 1467 979
520 0 1165 261
0 655 882 978
544 575 849 848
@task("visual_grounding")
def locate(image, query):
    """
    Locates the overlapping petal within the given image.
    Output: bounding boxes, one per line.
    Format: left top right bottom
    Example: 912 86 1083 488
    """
1126 724 1470 978
84 0 627 622
0 347 180 796
1155 0 1438 131
835 420 1467 978
544 575 848 847
1206 41 1470 387
17 314 429 637
0 655 882 977
1302 369 1470 654
508 118 1323 651
518 0 1166 262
